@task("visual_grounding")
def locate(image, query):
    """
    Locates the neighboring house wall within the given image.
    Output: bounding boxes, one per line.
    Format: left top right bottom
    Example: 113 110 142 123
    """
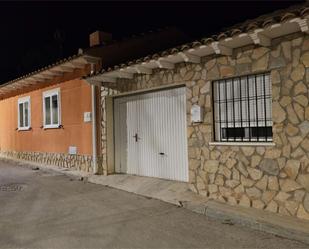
0 78 94 172
100 32 309 220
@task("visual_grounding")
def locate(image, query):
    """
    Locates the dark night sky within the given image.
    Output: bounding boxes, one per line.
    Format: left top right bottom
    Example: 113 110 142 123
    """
0 1 303 84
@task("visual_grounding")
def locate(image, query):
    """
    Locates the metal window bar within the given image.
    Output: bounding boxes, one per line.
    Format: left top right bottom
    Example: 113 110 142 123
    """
213 73 272 142
239 78 243 142
246 75 251 141
254 75 259 141
263 73 268 141
232 78 236 141
225 79 229 141
218 81 222 141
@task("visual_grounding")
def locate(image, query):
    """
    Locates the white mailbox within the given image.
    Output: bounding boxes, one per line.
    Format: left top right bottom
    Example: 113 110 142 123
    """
191 104 203 123
84 112 92 122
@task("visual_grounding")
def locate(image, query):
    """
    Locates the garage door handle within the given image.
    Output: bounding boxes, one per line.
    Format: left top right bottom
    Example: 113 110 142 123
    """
159 152 165 155
133 133 140 142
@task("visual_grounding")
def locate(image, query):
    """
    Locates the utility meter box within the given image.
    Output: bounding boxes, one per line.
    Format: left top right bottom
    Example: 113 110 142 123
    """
84 112 92 122
69 146 77 155
191 104 203 123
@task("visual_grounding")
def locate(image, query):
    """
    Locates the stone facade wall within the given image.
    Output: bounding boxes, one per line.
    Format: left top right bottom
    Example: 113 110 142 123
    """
100 87 119 175
100 32 309 220
0 151 94 172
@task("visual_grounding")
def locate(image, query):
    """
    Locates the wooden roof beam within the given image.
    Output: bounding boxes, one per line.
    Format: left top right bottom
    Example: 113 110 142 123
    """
125 66 152 75
134 65 152 74
178 52 201 63
7 82 22 90
64 61 85 69
43 70 63 77
249 29 271 47
51 66 74 73
211 42 233 55
59 66 75 72
290 17 309 34
31 75 46 82
4 85 17 90
116 71 134 79
152 59 174 69
49 68 64 74
92 75 117 83
0 89 7 93
38 73 53 80
23 78 37 85
18 80 33 87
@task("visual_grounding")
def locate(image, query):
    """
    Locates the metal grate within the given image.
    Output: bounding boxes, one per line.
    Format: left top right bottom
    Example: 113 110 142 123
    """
213 73 272 142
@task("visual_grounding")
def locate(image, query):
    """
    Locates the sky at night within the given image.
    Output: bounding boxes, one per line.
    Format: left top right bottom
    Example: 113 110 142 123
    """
0 1 302 84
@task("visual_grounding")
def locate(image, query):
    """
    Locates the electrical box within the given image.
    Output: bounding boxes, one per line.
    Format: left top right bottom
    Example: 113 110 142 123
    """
84 112 92 122
191 104 203 123
69 146 77 155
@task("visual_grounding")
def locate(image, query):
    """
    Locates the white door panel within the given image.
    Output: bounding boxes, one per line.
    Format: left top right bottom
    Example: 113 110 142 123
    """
114 100 127 173
114 87 188 182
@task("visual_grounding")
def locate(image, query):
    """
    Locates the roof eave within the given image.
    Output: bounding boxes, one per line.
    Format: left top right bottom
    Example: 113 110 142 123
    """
0 54 101 97
85 14 309 85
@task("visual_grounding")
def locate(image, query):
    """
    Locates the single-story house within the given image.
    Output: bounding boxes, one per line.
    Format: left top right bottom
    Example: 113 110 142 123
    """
0 53 100 172
84 3 309 220
0 27 188 173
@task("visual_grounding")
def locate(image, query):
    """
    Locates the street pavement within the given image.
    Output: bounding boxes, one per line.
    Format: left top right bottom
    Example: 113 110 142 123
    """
0 161 307 248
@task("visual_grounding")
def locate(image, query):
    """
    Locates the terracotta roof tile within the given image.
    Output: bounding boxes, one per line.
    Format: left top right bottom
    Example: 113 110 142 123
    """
1 27 184 87
230 28 242 37
0 54 82 88
300 7 309 17
85 3 309 78
191 41 202 47
245 22 259 32
217 33 228 41
281 12 297 22
262 18 276 28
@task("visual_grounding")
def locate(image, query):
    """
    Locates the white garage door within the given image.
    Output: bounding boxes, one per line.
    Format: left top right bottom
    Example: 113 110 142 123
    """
114 87 188 182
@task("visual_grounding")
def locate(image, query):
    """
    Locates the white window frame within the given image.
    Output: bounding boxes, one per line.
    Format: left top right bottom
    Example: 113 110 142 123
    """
42 88 61 129
17 96 31 131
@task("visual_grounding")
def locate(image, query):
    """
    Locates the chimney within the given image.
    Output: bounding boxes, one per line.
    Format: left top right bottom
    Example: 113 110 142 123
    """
89 31 112 47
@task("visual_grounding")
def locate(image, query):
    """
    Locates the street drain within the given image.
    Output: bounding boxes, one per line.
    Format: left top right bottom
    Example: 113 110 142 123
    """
0 183 27 192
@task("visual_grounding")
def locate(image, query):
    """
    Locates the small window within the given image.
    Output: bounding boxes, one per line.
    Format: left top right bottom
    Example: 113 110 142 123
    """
43 88 61 128
18 96 31 130
213 73 272 142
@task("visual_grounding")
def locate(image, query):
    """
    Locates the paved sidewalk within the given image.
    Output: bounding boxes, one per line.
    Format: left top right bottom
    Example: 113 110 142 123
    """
2 157 309 245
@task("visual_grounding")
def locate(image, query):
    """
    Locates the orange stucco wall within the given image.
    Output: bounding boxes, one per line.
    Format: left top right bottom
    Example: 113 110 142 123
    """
0 79 93 155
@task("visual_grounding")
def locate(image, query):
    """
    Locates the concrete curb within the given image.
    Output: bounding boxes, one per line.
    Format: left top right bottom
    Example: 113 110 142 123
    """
181 200 309 245
2 157 309 245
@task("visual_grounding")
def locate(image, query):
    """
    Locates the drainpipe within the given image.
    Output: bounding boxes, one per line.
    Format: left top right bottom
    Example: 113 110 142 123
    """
90 63 98 174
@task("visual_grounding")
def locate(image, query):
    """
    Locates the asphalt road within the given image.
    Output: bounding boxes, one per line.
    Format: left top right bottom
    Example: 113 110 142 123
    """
0 160 307 249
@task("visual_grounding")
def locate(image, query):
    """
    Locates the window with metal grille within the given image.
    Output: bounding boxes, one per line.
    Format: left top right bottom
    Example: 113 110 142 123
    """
213 73 272 142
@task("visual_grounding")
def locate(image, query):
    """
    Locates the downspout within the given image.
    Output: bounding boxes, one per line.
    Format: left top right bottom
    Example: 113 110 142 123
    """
90 63 98 174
